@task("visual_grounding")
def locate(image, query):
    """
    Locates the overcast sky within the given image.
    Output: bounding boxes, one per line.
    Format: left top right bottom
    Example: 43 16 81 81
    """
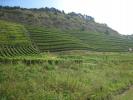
0 0 132 35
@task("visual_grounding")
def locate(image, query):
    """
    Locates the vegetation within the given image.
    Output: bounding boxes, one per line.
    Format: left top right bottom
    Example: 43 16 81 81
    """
25 26 133 52
113 87 133 100
0 20 38 57
0 52 133 100
0 20 29 44
1 19 133 53
26 26 88 52
1 6 133 52
0 6 118 34
0 6 133 100
67 31 133 51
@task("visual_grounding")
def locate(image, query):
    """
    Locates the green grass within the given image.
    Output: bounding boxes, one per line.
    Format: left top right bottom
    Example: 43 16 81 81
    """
26 26 89 52
0 20 39 57
67 30 133 51
0 52 133 100
26 26 133 52
1 19 133 54
0 8 133 100
113 87 133 100
0 20 30 45
1 7 133 52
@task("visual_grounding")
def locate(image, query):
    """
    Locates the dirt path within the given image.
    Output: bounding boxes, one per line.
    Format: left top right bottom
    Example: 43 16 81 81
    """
113 86 133 100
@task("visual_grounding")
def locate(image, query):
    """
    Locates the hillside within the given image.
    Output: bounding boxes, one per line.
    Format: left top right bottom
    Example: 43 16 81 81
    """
0 20 38 57
0 6 133 52
26 26 88 52
0 6 133 100
0 6 118 34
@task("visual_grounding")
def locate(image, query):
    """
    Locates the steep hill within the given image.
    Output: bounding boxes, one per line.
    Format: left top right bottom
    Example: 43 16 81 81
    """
67 31 133 51
0 6 118 34
0 20 38 57
0 6 133 52
26 26 88 52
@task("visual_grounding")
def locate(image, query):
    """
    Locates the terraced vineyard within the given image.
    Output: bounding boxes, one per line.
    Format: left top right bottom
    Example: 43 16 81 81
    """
26 26 133 52
68 31 133 52
1 7 133 52
0 44 38 57
0 20 38 57
1 19 133 57
26 26 89 52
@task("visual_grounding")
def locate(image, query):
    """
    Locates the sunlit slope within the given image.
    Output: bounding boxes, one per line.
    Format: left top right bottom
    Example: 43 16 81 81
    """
68 31 133 52
26 26 133 52
1 7 133 52
0 20 38 57
26 26 89 52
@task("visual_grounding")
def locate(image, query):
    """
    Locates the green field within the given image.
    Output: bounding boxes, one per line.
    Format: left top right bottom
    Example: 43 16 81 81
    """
0 51 133 100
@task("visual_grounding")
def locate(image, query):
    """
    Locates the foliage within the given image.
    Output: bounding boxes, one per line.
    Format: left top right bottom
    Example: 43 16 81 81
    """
0 52 133 100
0 20 38 57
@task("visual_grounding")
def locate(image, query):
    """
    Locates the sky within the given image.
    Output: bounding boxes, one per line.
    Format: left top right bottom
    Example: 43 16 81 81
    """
0 0 132 35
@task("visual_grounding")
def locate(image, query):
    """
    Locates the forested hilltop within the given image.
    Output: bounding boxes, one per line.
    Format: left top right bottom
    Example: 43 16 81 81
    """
0 6 118 34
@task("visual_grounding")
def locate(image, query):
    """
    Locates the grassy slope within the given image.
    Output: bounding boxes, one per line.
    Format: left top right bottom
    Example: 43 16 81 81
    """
0 20 30 45
0 20 38 57
1 8 133 52
0 52 133 100
1 20 133 53
26 26 89 52
26 26 133 52
68 30 133 51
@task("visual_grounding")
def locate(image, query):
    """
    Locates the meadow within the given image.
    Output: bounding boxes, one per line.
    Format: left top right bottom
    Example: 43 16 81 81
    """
0 51 133 100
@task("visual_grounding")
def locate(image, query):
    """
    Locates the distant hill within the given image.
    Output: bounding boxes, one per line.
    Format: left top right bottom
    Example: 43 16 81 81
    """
0 6 118 34
0 6 133 53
